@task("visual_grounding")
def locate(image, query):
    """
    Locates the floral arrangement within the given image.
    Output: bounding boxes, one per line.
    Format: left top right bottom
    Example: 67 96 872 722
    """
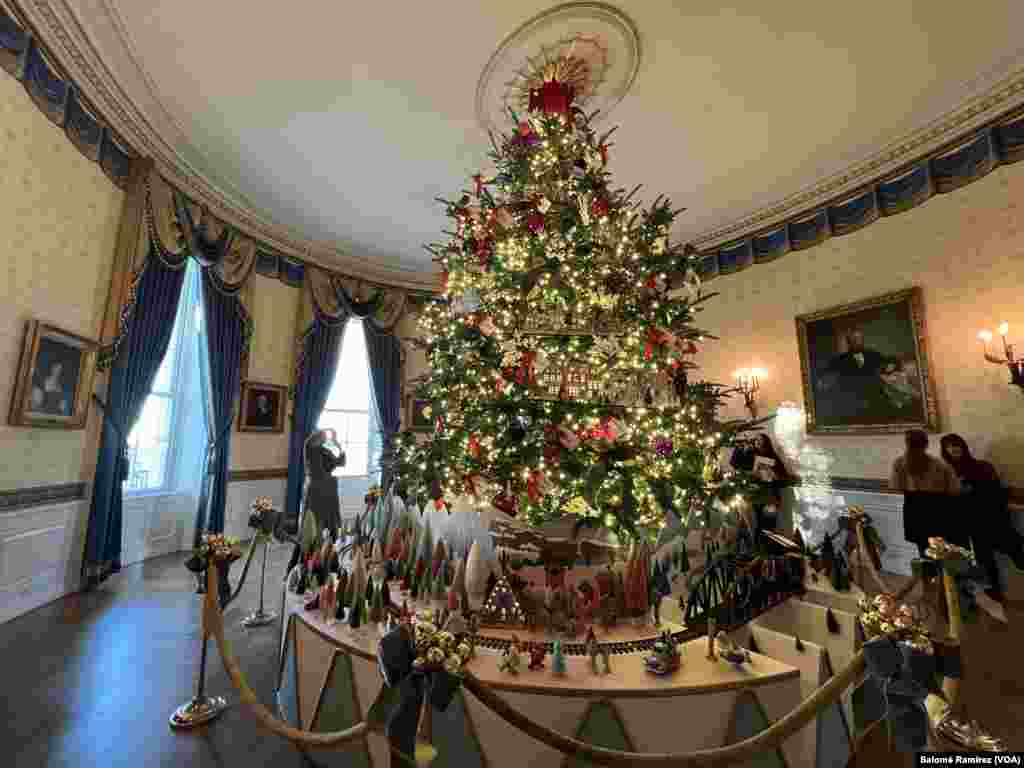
410 609 474 676
857 593 933 654
186 533 242 573
247 496 278 535
924 536 975 565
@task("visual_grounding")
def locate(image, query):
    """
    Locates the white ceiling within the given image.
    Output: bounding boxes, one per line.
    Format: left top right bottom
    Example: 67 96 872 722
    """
62 1 1024 280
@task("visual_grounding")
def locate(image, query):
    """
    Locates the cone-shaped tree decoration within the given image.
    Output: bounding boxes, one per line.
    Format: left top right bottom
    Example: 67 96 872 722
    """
465 541 488 610
348 577 362 629
369 581 384 623
433 568 447 605
551 639 567 675
826 608 840 634
415 520 433 579
794 635 804 652
447 586 460 613
371 537 383 566
336 570 349 608
410 573 420 600
381 579 392 608
615 570 628 618
387 527 404 561
352 551 367 602
432 539 446 579
452 555 467 607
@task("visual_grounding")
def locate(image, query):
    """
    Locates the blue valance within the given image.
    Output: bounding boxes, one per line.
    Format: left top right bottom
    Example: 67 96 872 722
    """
699 110 1024 280
752 226 789 263
64 89 104 161
22 40 67 125
828 188 879 237
931 130 996 193
789 210 831 251
877 163 932 216
717 240 753 275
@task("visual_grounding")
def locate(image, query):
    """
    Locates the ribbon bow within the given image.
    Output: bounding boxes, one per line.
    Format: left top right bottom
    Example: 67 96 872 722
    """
860 636 936 751
368 625 461 765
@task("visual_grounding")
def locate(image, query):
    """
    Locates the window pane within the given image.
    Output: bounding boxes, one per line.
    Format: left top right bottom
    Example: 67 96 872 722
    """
151 343 177 394
324 321 370 411
341 444 368 477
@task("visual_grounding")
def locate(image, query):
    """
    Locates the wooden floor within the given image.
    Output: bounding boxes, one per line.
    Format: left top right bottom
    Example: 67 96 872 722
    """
0 546 1021 767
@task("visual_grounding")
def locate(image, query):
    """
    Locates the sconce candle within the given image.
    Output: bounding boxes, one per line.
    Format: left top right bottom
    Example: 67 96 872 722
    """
978 323 1024 390
734 368 765 418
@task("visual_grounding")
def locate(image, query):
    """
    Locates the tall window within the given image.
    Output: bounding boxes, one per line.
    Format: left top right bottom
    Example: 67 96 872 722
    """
319 320 376 477
124 261 202 493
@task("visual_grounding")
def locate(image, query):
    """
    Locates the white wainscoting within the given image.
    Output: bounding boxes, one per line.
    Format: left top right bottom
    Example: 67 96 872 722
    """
0 500 88 625
121 493 197 567
786 486 918 576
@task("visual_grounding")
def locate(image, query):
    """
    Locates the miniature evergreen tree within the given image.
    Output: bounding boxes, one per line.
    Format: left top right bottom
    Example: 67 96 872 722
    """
348 580 362 629
551 639 567 675
369 581 384 623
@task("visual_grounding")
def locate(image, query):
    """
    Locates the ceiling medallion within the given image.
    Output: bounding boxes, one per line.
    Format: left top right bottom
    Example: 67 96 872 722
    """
475 2 641 136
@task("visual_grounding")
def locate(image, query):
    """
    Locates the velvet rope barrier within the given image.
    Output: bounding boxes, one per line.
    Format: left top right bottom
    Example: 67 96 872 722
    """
854 521 920 602
203 566 369 748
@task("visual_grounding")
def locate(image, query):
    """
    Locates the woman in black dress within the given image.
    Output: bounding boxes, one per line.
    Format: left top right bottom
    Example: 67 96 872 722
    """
731 433 791 535
940 434 1024 601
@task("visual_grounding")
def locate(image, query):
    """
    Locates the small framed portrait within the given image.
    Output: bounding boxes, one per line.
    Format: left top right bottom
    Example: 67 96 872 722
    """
405 396 433 432
796 287 939 435
9 320 99 429
238 381 287 433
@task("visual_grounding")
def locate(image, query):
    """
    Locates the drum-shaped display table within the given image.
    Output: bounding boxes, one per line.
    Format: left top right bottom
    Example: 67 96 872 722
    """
276 592 809 768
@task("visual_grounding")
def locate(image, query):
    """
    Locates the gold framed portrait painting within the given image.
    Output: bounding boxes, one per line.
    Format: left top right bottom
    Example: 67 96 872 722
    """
9 320 99 429
796 287 939 435
238 381 287 433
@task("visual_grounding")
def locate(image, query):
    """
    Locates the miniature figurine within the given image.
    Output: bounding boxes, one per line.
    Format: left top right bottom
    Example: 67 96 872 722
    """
499 637 522 674
584 626 611 675
644 630 681 676
714 631 751 665
528 643 546 671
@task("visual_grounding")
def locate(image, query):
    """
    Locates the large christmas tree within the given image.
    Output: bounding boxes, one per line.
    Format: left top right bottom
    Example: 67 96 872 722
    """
395 69 753 543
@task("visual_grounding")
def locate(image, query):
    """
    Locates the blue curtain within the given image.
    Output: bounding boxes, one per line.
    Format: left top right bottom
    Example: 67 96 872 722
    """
283 318 346 532
363 322 402 489
197 269 246 534
82 256 186 588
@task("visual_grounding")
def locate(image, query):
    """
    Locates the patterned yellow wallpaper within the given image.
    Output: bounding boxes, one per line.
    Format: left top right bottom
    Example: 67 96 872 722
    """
0 75 124 489
695 163 1024 485
230 273 300 470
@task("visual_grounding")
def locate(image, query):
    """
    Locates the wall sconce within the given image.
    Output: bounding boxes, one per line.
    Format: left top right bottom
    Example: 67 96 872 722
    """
978 323 1024 390
733 368 765 418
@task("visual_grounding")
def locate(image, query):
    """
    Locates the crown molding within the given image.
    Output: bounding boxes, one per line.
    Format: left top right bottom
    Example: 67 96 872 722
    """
18 2 1024 276
16 0 438 291
692 65 1024 250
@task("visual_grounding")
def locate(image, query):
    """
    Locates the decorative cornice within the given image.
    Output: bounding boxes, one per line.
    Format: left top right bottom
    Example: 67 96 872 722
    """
693 67 1024 249
16 0 437 291
0 481 86 511
229 467 288 483
17 1 1024 286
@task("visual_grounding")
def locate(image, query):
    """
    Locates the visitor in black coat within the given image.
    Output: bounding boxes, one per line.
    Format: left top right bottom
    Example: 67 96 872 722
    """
940 434 1024 602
